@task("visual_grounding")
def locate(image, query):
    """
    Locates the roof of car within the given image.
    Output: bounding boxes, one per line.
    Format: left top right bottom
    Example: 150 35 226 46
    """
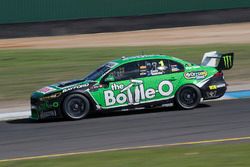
111 54 190 65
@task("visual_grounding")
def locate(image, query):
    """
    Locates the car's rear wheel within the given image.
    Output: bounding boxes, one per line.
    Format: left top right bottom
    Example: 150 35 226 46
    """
62 94 90 120
175 85 201 109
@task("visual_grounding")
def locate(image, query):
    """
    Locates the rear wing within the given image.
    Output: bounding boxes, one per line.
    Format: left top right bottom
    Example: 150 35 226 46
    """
201 51 234 71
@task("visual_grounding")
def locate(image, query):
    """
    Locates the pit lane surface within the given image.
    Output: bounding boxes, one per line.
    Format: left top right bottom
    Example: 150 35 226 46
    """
0 99 250 160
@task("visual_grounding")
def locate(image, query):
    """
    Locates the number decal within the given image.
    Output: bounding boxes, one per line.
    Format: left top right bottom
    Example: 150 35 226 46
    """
159 60 165 67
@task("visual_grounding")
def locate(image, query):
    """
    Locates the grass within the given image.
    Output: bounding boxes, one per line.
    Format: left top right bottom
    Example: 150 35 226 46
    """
1 142 250 167
0 43 250 101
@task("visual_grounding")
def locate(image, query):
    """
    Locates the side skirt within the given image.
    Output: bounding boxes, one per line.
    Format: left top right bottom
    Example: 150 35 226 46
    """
100 98 175 112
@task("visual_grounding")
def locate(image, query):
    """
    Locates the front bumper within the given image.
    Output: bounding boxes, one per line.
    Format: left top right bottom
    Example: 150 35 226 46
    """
30 95 61 120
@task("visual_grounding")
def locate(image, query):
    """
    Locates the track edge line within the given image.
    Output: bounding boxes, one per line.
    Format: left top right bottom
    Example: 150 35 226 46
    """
1 136 250 163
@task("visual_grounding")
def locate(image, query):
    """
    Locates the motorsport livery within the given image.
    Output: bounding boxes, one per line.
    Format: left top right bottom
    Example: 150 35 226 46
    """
31 51 234 120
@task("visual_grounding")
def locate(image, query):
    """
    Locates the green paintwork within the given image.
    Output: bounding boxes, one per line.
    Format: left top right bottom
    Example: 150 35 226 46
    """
31 54 218 119
89 55 217 109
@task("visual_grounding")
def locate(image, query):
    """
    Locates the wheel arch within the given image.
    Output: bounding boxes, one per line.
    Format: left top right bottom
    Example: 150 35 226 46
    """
175 83 201 96
60 90 97 112
174 83 202 109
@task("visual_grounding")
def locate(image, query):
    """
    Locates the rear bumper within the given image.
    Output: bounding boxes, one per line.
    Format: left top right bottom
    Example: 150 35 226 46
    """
200 77 227 100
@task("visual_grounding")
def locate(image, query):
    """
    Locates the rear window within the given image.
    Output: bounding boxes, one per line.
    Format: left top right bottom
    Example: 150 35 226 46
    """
169 60 184 73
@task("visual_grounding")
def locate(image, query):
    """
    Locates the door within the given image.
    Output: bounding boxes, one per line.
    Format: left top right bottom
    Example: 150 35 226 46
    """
89 59 184 109
90 61 140 109
132 59 184 105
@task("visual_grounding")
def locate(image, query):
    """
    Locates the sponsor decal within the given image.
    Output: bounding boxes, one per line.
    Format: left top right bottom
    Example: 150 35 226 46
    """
217 83 226 88
104 80 173 106
40 92 62 101
40 110 57 119
209 85 217 90
89 84 103 91
223 55 233 69
185 66 200 70
209 84 226 90
122 55 155 60
162 103 174 107
184 71 207 80
62 83 89 93
139 65 147 69
37 101 59 112
139 65 147 76
151 70 163 76
206 91 217 98
38 87 56 94
171 65 179 72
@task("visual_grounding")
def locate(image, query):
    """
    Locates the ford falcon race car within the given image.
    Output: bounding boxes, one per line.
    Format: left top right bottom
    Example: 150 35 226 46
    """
31 51 234 120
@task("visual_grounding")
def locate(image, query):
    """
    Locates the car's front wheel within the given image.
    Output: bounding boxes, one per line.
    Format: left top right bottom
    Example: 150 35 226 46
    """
62 94 90 120
175 85 201 109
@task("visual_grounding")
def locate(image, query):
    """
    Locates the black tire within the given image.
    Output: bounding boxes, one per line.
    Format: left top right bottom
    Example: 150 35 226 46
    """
175 85 201 110
62 94 90 120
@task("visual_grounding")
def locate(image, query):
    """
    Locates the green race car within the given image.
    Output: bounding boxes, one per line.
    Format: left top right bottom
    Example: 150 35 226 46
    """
31 51 234 120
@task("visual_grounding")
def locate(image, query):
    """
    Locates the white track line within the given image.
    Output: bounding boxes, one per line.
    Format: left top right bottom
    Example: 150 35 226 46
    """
0 136 250 163
0 111 30 121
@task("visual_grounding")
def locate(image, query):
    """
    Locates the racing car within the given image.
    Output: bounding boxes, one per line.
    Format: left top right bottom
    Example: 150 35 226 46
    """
31 51 234 120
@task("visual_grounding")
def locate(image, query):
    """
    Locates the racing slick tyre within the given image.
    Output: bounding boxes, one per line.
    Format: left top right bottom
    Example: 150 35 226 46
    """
175 85 201 110
62 94 90 120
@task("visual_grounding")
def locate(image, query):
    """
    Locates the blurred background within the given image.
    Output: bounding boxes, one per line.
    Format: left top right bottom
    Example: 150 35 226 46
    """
0 0 250 109
1 1 250 166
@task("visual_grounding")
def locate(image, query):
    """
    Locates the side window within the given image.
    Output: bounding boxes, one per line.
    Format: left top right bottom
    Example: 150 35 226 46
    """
169 60 184 73
138 59 170 77
108 62 139 81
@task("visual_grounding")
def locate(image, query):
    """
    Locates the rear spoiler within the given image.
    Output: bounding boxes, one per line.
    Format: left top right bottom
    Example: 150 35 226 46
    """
201 51 234 71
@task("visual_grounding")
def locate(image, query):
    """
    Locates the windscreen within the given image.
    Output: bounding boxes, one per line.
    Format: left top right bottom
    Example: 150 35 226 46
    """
84 62 117 81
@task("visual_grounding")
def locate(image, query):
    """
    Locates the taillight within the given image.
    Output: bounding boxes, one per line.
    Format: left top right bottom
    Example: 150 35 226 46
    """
213 72 224 77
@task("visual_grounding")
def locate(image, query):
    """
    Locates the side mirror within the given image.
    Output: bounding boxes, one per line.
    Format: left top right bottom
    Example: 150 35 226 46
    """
104 75 115 83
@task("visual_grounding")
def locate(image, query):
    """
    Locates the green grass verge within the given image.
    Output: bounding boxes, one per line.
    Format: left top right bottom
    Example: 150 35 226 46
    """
1 142 250 167
0 43 250 101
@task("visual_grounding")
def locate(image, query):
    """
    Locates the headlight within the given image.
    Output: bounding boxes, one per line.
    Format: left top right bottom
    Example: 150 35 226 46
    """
40 92 61 101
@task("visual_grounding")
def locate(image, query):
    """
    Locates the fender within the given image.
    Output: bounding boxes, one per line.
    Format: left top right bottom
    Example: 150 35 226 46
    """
60 88 98 111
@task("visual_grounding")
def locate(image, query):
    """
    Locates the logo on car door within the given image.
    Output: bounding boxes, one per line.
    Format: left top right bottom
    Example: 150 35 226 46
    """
104 80 173 106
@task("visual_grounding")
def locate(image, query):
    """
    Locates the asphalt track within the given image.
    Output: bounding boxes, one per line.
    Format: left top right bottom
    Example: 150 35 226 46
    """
0 98 250 160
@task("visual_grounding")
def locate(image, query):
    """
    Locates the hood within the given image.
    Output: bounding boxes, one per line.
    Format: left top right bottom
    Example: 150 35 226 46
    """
33 79 95 98
55 79 85 88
